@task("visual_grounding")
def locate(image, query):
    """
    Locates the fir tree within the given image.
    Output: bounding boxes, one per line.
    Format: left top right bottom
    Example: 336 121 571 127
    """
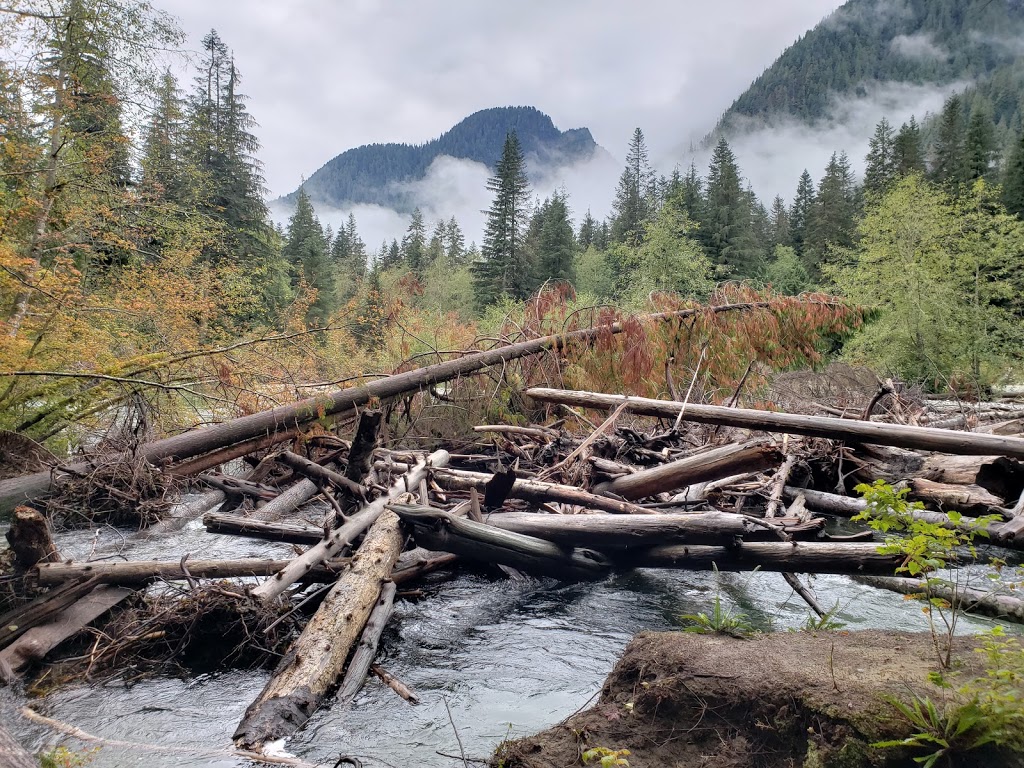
864 118 897 198
1003 129 1024 217
401 207 427 274
534 191 576 285
445 217 466 265
610 127 655 246
141 71 189 203
472 131 533 308
703 137 759 277
768 195 790 248
790 169 816 260
283 188 334 324
894 117 925 177
966 106 996 182
805 151 857 273
578 210 598 250
931 94 968 189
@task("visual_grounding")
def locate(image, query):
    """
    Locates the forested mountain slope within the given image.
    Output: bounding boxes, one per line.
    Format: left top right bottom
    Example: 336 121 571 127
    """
717 0 1024 131
285 106 600 211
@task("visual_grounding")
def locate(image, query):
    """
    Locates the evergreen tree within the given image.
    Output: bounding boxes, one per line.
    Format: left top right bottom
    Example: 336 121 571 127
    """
472 131 533 308
894 117 925 177
966 106 996 182
401 207 428 274
931 94 968 188
703 137 759 277
283 188 334 324
534 191 576 285
445 217 466 265
1003 129 1024 217
578 209 598 250
768 195 790 248
610 127 655 246
864 118 897 198
805 151 857 273
380 238 402 271
790 169 816 260
141 71 189 202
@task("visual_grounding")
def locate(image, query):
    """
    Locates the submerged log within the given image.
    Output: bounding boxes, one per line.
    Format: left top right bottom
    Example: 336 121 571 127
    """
855 576 1024 623
592 441 781 500
392 505 612 580
524 388 1024 459
1 302 768 514
0 585 132 684
251 450 449 603
336 581 397 705
484 510 822 549
370 664 419 704
233 509 405 750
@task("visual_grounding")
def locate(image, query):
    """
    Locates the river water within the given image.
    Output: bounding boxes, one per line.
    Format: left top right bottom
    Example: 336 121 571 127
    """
2 511 1019 768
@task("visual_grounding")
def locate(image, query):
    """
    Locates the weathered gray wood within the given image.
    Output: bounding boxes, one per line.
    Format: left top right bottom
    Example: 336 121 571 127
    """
345 409 382 484
392 505 612 580
251 450 449 602
0 721 36 768
247 476 322 523
484 510 821 548
203 513 322 544
36 558 348 586
524 388 1024 459
0 577 99 649
431 468 658 515
908 478 1004 514
625 541 904 574
855 576 1024 623
593 441 781 500
336 581 397 705
277 451 366 500
233 509 405 750
0 585 132 683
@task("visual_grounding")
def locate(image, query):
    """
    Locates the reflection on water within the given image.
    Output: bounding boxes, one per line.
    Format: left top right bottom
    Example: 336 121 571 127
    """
2 510 1016 768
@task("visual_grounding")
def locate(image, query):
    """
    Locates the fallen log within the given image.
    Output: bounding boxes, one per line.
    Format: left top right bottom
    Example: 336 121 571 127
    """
35 558 349 587
622 541 904 574
0 577 100 649
0 301 775 514
277 451 365 501
524 388 1024 459
392 505 612 580
592 441 781 500
0 722 35 768
203 513 322 545
854 576 1024 623
336 581 397 705
345 409 382 484
483 510 822 549
370 664 419 704
233 509 405 750
783 486 1022 550
250 450 449 603
0 585 132 684
246 476 324 523
908 478 1005 515
430 467 658 515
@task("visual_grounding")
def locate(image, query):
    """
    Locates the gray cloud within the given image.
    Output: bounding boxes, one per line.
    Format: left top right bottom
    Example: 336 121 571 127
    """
158 0 842 201
890 33 947 60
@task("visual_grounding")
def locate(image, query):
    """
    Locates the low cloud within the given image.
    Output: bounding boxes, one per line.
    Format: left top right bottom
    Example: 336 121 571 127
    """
890 33 947 60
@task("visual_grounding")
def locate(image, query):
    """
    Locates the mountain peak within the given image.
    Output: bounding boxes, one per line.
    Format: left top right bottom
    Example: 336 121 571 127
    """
286 106 600 211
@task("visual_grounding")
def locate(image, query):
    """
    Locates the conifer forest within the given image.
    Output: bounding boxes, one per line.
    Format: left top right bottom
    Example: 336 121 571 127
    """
2 1 1024 768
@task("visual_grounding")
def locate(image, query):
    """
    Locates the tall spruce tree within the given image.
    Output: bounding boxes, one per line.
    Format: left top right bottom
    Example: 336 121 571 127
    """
804 152 857 274
473 131 533 308
283 188 334 325
610 127 655 246
768 195 790 248
790 169 816 261
533 191 576 285
578 209 598 250
401 207 427 274
894 117 925 177
1003 129 1024 217
864 118 897 198
966 106 996 182
703 137 759 277
931 94 968 189
445 217 466 265
141 70 189 203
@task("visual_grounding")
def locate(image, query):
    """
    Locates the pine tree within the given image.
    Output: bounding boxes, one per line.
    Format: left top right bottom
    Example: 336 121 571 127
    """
965 106 996 182
445 217 466 265
894 117 925 177
1003 129 1024 217
578 210 598 250
703 137 759 277
790 169 816 260
610 127 655 246
931 94 968 189
864 118 897 198
679 163 705 223
768 195 790 248
472 131 533 308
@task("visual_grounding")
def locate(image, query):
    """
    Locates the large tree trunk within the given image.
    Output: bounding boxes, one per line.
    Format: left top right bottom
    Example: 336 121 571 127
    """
0 301 785 514
623 541 903 574
5 506 60 569
36 558 347 586
524 388 1024 459
233 509 405 750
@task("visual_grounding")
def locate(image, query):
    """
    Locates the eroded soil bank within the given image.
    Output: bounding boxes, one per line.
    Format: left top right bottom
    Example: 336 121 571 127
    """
495 630 1023 768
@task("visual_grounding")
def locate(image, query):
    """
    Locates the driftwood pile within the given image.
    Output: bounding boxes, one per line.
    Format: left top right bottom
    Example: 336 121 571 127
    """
3 334 1024 755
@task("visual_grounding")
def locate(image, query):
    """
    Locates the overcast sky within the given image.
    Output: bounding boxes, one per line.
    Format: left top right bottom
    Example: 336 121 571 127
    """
159 0 845 199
